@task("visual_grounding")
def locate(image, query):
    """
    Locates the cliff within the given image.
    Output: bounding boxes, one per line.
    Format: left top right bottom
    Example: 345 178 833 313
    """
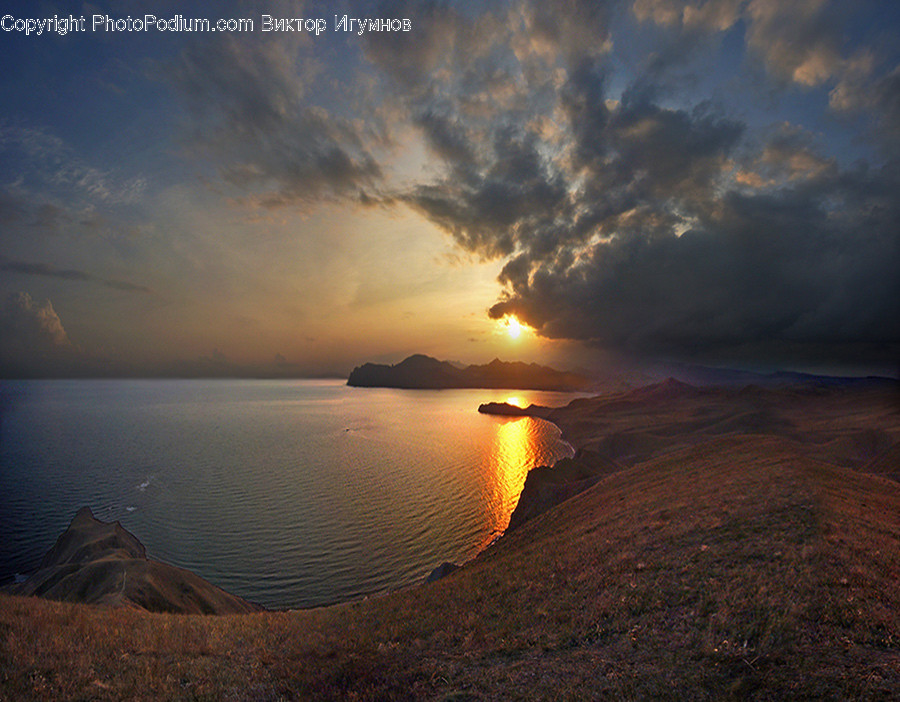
498 377 900 533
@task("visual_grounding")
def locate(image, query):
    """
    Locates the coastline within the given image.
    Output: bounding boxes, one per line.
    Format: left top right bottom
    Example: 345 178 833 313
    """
2 379 899 698
1 380 586 610
385 400 583 591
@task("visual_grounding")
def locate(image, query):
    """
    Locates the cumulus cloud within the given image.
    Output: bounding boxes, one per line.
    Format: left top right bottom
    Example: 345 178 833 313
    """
631 0 898 140
149 0 898 370
356 1 899 368
0 292 77 377
632 0 849 86
742 0 849 87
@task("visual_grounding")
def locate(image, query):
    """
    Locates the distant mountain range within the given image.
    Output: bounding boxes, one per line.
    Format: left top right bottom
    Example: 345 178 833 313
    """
347 354 592 391
653 362 898 389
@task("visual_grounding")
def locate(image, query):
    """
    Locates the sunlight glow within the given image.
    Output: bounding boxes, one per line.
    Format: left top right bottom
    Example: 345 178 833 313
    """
486 418 538 535
506 316 522 339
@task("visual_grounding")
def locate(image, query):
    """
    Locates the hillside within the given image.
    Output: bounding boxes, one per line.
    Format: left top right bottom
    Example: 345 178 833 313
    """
347 354 592 391
2 508 261 616
1 381 898 699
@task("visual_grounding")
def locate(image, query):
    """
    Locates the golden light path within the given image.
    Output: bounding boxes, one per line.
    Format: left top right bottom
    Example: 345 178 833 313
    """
484 416 543 538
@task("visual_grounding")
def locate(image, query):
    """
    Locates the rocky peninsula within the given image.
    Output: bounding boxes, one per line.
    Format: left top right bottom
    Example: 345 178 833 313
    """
488 377 900 534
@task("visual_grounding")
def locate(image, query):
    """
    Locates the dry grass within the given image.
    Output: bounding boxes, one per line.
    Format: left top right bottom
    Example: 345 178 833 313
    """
2 384 898 700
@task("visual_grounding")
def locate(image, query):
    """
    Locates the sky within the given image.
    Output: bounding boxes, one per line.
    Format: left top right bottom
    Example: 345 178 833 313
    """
0 0 898 378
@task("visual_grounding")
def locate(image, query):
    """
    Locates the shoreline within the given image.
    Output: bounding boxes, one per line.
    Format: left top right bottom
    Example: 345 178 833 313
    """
11 378 896 612
0 384 591 612
355 397 586 600
2 380 899 698
418 400 585 588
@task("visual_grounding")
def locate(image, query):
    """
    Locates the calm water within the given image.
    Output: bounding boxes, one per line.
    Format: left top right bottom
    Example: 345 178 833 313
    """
0 379 576 608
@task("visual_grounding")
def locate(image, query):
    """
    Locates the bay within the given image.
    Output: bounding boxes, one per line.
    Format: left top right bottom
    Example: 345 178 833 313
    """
0 379 577 609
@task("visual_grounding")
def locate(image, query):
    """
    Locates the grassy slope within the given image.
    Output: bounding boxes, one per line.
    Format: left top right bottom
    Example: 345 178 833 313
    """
1 386 898 700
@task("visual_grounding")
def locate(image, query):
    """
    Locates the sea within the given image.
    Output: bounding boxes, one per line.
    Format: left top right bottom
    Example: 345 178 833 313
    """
0 379 579 609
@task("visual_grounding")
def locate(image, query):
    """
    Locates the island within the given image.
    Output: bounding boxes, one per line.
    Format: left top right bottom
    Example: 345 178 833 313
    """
347 354 592 391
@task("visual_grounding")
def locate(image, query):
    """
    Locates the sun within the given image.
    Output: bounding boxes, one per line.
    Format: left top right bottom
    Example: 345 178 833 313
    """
506 316 522 339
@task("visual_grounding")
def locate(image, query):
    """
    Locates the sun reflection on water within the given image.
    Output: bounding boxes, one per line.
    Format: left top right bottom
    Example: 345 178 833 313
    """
485 417 542 537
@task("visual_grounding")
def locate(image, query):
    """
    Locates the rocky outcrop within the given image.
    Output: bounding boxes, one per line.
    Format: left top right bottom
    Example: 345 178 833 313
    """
507 450 624 532
3 508 262 615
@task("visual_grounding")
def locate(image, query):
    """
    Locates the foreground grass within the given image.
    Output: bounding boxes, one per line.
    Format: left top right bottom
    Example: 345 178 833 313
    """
2 430 898 700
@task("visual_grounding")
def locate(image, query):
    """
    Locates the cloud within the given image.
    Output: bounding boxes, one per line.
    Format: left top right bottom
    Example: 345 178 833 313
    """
0 122 146 205
741 0 849 87
631 1 898 138
403 48 743 257
489 169 900 355
0 257 152 293
632 0 743 31
0 292 77 377
736 122 836 186
163 33 382 207
360 2 898 368
830 63 900 147
482 122 900 366
631 0 850 86
403 126 573 259
80 0 894 373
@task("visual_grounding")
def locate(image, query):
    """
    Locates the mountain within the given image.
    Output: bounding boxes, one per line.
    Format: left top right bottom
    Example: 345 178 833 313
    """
347 354 592 391
2 508 262 615
646 361 899 388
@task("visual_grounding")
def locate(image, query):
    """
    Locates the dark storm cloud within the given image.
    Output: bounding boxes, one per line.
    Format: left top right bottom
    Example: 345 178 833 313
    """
412 108 478 167
404 126 573 259
151 0 897 369
490 167 900 354
164 34 381 206
0 258 152 294
403 53 744 266
368 2 619 261
360 0 898 368
483 123 900 363
566 64 745 206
